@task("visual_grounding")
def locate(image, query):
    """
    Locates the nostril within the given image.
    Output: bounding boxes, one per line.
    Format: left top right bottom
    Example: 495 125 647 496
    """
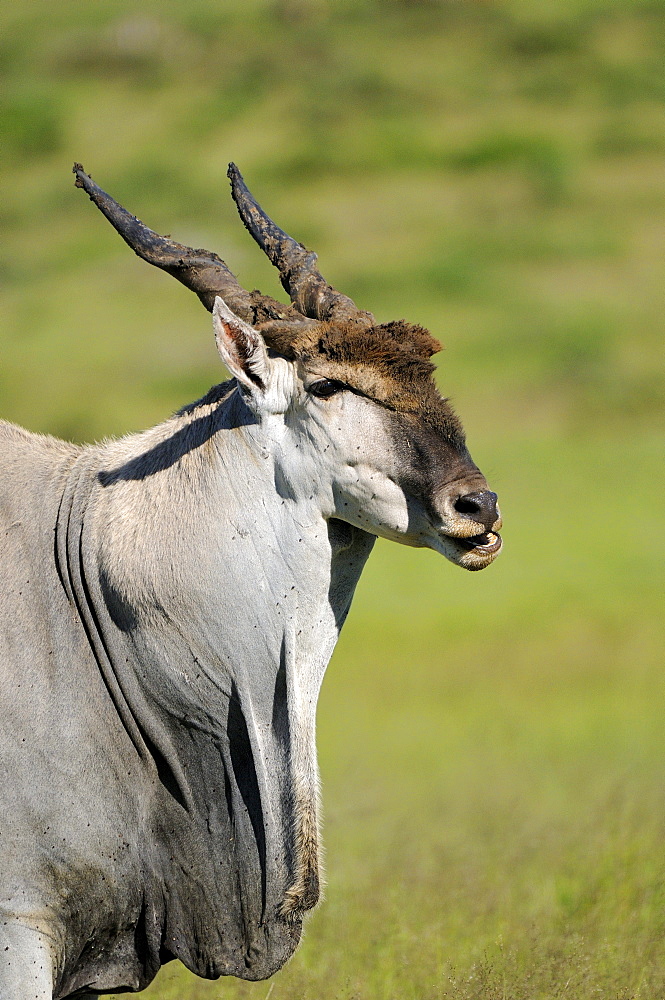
454 495 481 516
454 490 499 527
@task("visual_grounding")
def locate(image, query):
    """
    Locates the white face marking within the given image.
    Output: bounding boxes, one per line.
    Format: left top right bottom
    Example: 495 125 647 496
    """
282 381 412 535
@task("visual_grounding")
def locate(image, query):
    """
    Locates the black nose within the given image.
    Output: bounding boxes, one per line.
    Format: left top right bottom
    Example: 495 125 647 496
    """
454 490 499 530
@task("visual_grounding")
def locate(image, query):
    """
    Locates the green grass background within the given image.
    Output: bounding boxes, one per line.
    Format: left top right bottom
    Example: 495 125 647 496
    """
1 1 664 996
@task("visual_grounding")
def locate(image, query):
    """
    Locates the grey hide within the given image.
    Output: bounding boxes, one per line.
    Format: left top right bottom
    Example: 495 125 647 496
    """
0 390 375 997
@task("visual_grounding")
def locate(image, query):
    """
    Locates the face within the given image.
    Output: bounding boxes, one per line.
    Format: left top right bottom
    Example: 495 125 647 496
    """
212 299 502 572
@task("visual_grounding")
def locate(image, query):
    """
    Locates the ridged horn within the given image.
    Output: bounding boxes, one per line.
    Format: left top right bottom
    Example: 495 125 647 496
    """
73 163 262 321
228 163 374 328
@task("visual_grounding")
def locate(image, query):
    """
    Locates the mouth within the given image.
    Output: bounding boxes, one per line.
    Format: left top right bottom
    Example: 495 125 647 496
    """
433 527 503 569
456 530 502 556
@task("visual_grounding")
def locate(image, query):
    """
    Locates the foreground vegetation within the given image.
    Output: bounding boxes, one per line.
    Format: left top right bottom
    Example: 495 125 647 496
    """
1 1 664 996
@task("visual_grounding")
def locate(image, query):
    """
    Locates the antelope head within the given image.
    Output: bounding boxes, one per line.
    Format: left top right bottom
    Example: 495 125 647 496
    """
74 163 502 570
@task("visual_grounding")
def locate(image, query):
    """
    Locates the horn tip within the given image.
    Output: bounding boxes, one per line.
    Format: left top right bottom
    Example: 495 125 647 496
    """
228 162 247 199
73 162 88 188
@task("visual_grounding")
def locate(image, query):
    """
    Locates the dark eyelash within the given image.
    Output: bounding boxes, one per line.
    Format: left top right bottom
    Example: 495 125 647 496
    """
308 379 346 399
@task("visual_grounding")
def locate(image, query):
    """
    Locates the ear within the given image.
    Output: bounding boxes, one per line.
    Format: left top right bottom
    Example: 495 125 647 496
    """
213 296 270 393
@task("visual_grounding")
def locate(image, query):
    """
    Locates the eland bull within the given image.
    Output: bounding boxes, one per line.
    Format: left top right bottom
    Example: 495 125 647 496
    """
0 164 502 998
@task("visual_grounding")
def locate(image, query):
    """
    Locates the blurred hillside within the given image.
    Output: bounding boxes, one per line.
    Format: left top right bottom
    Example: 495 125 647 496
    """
2 0 664 441
1 1 665 998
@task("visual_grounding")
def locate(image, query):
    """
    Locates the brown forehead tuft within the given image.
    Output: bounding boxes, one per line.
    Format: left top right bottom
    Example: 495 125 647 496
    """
258 317 465 445
259 318 441 366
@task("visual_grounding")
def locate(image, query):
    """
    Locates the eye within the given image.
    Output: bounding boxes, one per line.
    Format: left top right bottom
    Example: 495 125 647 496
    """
308 378 346 399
